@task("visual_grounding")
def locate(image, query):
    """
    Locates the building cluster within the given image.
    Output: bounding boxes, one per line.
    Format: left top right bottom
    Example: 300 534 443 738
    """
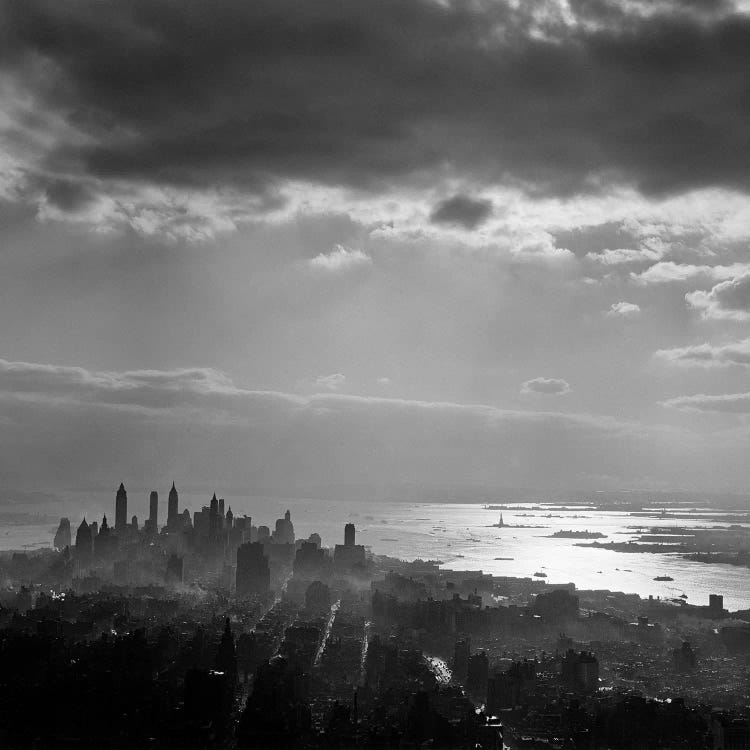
0 486 747 747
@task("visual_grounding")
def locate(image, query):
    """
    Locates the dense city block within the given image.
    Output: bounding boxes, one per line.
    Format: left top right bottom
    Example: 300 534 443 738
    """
1 485 750 748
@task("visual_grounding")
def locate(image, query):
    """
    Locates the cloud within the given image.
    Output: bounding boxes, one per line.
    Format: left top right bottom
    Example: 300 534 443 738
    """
314 373 347 392
2 0 750 228
662 391 750 413
0 360 238 411
42 178 95 213
586 238 668 266
686 273 750 319
632 262 750 285
308 245 372 273
655 338 750 367
521 377 571 395
0 356 722 495
430 195 493 229
607 301 641 317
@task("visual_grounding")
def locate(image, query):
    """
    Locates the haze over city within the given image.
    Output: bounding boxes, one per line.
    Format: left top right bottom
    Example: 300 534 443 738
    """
3 1 750 499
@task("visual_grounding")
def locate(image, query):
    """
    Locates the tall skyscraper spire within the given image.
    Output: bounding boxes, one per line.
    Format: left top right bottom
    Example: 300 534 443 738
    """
167 482 179 529
115 483 128 531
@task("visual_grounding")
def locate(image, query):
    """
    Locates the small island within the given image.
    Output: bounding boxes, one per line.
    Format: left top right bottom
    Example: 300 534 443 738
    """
487 513 547 529
548 529 607 539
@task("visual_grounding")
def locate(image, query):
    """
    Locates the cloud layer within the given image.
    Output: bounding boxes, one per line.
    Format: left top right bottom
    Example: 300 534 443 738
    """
656 339 750 367
662 391 750 413
0 357 728 495
3 0 750 213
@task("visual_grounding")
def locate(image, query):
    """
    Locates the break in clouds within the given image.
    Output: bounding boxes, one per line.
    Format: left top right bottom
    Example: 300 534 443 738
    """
4 0 750 496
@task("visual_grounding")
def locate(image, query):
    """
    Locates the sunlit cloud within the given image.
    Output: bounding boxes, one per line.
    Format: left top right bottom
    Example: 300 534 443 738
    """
308 246 372 273
607 301 641 317
655 339 750 368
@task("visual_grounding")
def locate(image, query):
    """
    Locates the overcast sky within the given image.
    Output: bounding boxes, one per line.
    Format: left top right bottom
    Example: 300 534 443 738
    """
3 0 750 501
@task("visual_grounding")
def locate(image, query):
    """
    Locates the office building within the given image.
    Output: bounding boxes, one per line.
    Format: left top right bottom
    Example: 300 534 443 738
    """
236 542 270 598
115 482 128 531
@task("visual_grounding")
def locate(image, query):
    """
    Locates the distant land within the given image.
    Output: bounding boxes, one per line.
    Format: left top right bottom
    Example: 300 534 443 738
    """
1 485 750 509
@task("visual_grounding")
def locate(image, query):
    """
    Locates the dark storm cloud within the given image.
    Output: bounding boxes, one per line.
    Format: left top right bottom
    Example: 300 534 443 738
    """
2 0 750 198
42 179 94 213
430 195 493 229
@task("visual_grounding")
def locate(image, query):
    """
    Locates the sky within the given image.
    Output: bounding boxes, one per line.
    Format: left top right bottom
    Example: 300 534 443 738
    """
2 0 750 502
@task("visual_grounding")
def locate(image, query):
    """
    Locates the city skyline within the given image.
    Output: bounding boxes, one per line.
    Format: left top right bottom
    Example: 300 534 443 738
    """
4 1 750 498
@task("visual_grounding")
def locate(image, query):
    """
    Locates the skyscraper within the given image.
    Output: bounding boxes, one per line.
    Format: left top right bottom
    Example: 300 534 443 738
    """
166 554 184 585
209 493 220 537
334 523 366 570
215 618 237 686
167 482 179 529
272 509 295 545
149 490 158 529
75 518 93 564
54 517 71 550
344 523 356 547
236 542 270 598
115 482 127 531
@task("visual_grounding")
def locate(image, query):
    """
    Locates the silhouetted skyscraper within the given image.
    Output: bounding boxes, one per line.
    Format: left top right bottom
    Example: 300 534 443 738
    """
710 593 725 615
215 617 237 686
344 523 356 547
561 650 599 692
149 490 158 528
273 509 295 544
166 554 183 585
453 638 471 682
75 518 93 565
167 482 179 528
209 493 220 537
334 523 366 570
467 651 489 692
54 517 71 550
95 514 117 560
236 542 270 598
115 482 127 531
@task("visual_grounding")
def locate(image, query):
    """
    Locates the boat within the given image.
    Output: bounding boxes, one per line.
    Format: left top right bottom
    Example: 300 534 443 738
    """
654 575 674 581
533 571 547 578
